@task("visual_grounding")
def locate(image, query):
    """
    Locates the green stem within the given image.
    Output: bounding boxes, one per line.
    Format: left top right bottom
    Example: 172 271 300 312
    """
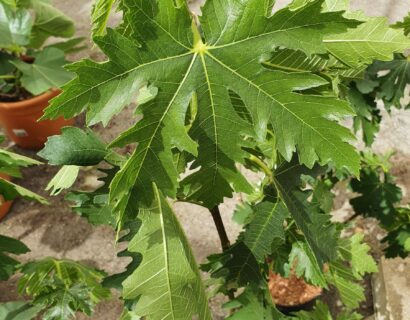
0 75 16 79
248 155 273 180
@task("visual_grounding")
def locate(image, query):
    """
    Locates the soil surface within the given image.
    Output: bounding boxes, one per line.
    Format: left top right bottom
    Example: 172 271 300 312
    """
269 272 322 307
1 1 410 319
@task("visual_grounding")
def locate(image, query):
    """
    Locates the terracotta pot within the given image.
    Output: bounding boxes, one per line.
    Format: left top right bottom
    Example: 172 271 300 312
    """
0 90 74 149
269 271 322 314
0 174 13 221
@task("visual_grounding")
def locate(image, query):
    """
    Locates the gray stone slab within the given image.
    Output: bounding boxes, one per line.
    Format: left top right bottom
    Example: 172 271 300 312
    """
373 258 410 320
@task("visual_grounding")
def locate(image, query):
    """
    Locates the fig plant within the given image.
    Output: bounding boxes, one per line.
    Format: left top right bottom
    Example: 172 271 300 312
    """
37 0 410 319
0 0 85 101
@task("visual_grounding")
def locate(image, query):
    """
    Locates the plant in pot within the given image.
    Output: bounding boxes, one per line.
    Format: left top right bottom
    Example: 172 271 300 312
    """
0 159 110 320
33 0 410 318
0 0 85 149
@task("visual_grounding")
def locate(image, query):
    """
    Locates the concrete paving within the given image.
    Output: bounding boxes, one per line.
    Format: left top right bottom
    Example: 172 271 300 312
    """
373 258 410 320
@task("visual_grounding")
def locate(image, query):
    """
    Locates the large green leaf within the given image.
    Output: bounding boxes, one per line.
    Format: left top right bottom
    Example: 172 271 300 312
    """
11 48 73 95
39 127 108 166
123 184 211 320
122 184 211 319
42 0 361 214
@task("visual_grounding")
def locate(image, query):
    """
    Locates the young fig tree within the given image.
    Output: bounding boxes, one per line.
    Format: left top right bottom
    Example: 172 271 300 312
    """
39 0 410 318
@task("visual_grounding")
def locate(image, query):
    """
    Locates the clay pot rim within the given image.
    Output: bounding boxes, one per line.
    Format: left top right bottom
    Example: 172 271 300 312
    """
276 294 322 315
0 89 60 111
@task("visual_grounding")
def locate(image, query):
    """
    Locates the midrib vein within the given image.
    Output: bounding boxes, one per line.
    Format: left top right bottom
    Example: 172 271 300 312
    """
113 53 198 197
200 53 219 187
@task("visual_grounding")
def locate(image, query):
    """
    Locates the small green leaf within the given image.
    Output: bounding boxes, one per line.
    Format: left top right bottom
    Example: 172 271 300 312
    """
0 178 48 204
338 233 378 278
325 15 410 67
18 258 110 320
274 159 338 266
91 0 116 37
0 301 43 320
368 54 410 110
287 241 327 287
0 235 30 280
393 12 410 36
39 127 108 166
243 201 288 263
350 166 402 227
0 148 41 177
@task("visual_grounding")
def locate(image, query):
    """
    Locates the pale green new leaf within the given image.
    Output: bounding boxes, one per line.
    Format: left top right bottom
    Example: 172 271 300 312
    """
91 0 116 37
324 233 377 309
11 48 73 95
287 241 327 287
46 165 80 196
122 185 211 320
338 233 378 278
322 0 349 11
0 2 32 48
326 261 365 309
